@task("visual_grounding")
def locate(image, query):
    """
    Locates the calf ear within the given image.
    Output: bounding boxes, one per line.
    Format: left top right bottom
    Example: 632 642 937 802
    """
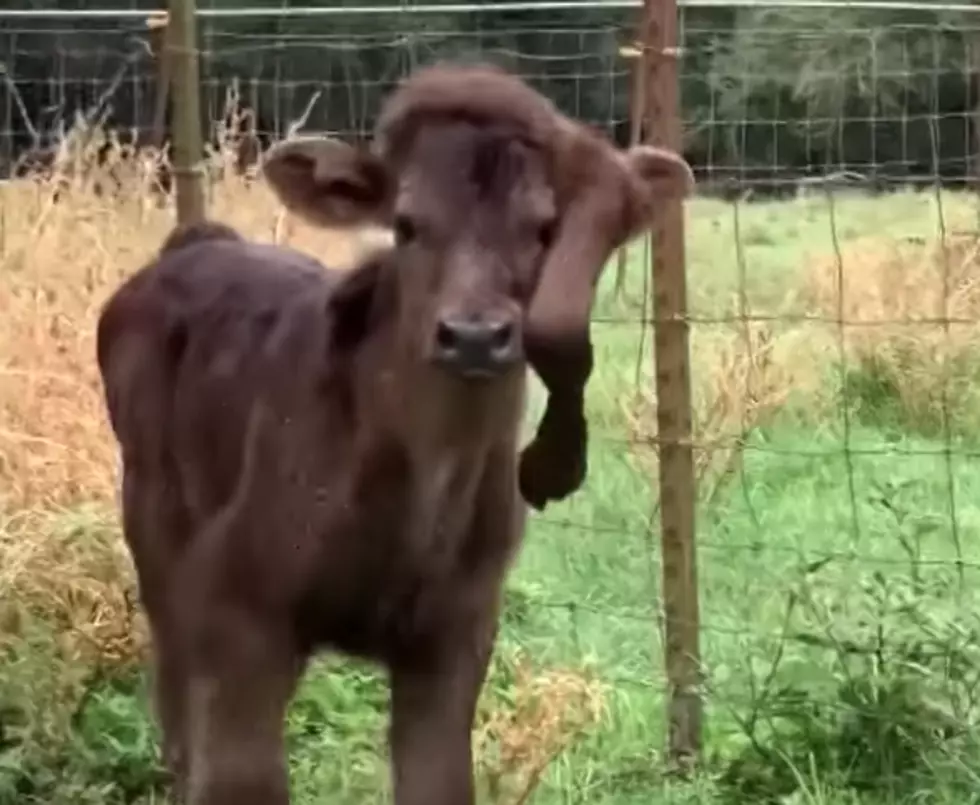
262 136 394 229
620 144 695 237
526 138 693 393
519 134 693 510
519 165 613 509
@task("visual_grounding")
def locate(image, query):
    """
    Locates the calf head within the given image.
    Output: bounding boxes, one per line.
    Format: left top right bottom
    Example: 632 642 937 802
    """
263 122 552 411
262 63 693 505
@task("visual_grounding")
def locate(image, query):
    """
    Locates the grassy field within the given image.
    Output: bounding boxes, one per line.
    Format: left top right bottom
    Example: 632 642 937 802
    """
3 148 980 804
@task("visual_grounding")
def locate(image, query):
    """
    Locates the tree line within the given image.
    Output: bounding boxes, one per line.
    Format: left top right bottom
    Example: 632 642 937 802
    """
1 0 977 194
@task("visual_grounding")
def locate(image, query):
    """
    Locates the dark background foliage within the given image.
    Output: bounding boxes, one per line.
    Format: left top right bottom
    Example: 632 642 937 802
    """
1 0 977 194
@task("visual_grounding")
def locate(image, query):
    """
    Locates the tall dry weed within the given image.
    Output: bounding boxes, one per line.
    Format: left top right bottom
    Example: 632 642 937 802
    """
805 231 980 436
627 317 827 499
476 652 606 805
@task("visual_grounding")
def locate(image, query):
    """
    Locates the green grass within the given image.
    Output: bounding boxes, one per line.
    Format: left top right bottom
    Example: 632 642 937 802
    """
4 188 980 804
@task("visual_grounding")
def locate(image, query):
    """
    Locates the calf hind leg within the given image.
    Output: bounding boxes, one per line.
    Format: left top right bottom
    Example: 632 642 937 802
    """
119 469 192 798
151 632 190 801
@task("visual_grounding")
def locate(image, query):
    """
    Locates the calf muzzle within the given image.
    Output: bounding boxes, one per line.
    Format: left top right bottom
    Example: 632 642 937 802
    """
433 315 521 379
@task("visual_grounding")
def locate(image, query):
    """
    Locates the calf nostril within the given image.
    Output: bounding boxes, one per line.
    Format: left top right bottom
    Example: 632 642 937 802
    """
436 320 458 352
488 321 514 352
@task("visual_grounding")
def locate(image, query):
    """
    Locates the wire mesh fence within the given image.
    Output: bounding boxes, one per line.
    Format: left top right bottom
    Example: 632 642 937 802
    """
2 1 980 802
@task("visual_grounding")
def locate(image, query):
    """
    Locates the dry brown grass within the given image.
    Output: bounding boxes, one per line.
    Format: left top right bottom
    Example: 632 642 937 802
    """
0 131 388 671
805 229 980 435
0 134 387 513
0 508 147 667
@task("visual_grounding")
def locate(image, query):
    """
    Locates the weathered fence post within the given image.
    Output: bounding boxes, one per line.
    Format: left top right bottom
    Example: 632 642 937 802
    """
146 11 171 153
167 0 205 224
642 0 702 771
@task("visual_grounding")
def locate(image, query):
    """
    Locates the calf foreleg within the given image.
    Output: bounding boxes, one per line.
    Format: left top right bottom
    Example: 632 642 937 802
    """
180 605 305 805
388 615 498 805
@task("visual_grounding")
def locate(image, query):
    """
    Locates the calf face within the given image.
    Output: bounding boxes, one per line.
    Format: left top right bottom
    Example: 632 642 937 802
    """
264 123 557 389
394 123 553 381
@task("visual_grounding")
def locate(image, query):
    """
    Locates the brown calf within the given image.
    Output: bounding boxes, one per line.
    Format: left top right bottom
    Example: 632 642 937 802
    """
96 63 692 805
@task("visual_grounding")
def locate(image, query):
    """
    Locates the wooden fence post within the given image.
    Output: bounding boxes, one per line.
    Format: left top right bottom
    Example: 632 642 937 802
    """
146 11 171 152
642 0 703 771
167 0 205 224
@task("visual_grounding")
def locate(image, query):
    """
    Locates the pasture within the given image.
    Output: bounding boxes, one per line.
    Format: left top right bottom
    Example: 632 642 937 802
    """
2 150 980 804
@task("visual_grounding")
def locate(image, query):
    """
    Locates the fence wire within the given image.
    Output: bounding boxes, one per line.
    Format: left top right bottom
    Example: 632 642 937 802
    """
2 3 980 803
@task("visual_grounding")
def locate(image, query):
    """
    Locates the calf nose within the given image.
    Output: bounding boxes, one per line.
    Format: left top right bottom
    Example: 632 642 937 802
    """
434 316 520 378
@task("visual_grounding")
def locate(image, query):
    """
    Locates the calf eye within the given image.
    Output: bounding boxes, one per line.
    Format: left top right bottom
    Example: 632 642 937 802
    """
394 214 416 246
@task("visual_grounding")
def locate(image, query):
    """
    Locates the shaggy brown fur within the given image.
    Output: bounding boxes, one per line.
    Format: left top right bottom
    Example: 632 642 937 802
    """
96 62 692 805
